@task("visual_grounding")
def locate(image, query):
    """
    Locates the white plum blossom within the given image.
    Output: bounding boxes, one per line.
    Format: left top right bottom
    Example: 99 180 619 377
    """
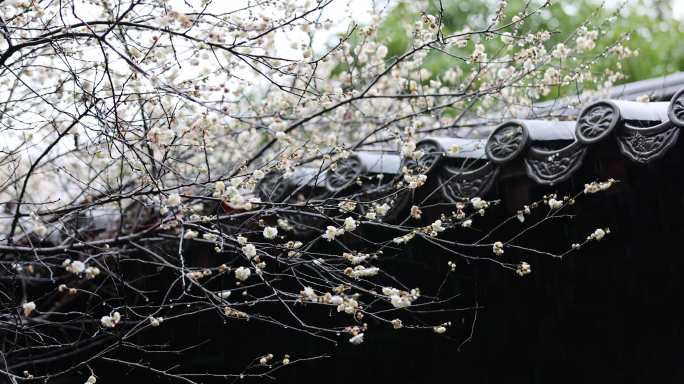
84 266 101 280
548 198 563 209
101 312 121 328
336 297 359 314
431 220 446 233
393 232 415 244
401 147 421 161
391 294 411 308
382 287 420 308
149 316 163 327
203 233 219 241
165 193 182 207
349 333 364 345
277 219 292 231
147 127 175 146
64 260 86 275
497 65 515 80
500 32 514 44
344 252 370 265
544 67 561 84
34 222 47 237
516 262 532 276
263 226 278 239
185 270 207 280
404 173 427 189
584 179 615 194
517 211 525 223
300 286 318 302
377 44 388 58
259 354 274 365
552 43 571 59
213 181 226 197
447 144 461 156
242 244 257 258
234 266 251 281
375 203 391 217
410 206 422 219
322 226 344 241
470 42 487 62
347 265 380 278
576 29 598 52
338 200 357 212
22 301 36 316
343 217 357 231
330 295 344 306
493 241 504 256
589 228 609 241
470 197 488 210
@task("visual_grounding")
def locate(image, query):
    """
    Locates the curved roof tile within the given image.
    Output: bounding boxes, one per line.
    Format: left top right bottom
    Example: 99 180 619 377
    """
257 78 684 235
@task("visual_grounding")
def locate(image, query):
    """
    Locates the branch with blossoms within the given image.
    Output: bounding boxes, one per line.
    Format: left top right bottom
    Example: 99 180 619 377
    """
0 0 633 381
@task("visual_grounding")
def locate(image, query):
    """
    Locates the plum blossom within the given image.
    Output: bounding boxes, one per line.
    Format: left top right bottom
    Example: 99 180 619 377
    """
101 312 121 328
410 206 422 219
234 267 251 281
431 220 446 233
589 228 609 241
64 259 86 275
346 265 380 278
548 198 563 209
322 226 344 241
349 333 364 345
516 262 532 276
470 197 488 210
213 181 225 197
263 226 278 239
149 316 163 327
344 252 370 265
300 287 318 302
584 179 615 194
493 241 504 256
22 301 36 316
343 217 357 231
165 193 182 207
576 29 598 52
375 203 391 217
242 244 257 258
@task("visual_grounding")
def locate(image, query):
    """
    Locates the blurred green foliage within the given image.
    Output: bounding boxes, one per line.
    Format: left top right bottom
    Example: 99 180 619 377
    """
374 0 684 83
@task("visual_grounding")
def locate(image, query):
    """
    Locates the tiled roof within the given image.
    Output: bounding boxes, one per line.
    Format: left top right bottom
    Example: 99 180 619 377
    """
257 75 684 235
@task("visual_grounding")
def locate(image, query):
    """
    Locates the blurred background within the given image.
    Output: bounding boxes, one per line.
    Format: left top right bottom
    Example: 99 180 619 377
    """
349 0 684 86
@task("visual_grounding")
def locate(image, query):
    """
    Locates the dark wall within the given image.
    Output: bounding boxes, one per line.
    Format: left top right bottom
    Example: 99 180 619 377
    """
77 137 684 384
268 137 684 384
